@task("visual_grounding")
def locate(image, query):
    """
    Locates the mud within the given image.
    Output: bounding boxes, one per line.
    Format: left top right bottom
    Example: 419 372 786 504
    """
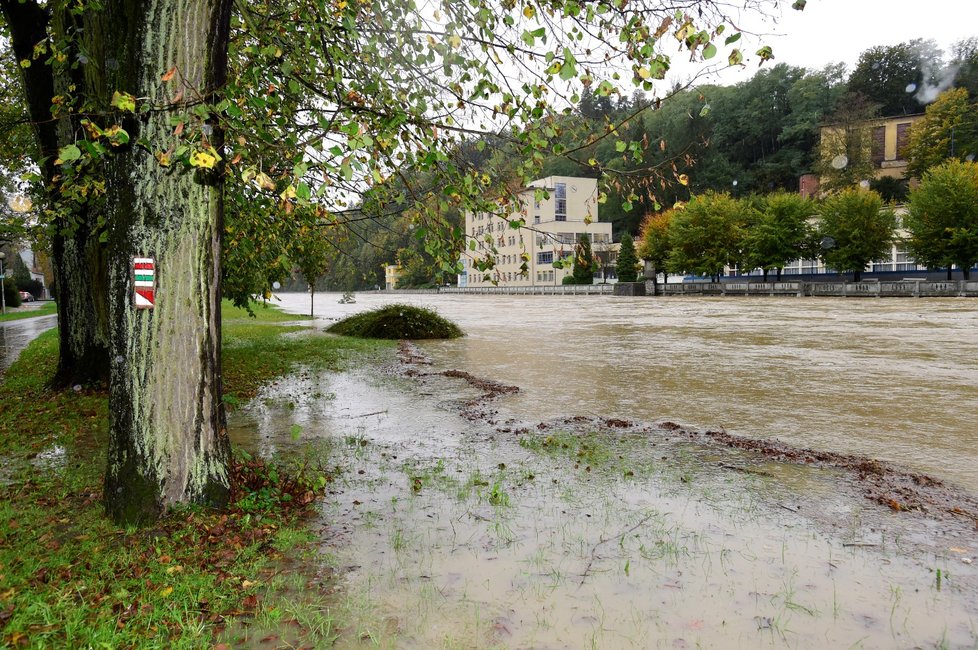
394 340 978 568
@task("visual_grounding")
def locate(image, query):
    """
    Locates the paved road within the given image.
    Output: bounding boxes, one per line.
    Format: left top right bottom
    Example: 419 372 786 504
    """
0 314 58 373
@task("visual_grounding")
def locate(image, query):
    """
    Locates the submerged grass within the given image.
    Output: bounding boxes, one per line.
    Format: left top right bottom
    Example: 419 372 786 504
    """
0 300 392 648
326 303 463 339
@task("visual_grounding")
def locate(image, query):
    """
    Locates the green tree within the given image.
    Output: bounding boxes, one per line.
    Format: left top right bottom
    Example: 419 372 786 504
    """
571 233 595 285
847 40 942 116
904 88 978 179
292 218 332 318
816 93 881 193
615 233 639 283
905 160 978 280
741 192 815 281
638 210 673 286
666 192 744 282
817 188 895 282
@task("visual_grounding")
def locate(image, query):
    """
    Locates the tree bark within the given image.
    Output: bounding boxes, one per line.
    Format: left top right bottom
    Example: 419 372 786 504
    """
99 0 234 524
1 0 111 385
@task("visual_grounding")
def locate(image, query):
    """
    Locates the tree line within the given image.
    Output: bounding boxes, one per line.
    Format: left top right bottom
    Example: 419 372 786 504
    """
638 159 978 284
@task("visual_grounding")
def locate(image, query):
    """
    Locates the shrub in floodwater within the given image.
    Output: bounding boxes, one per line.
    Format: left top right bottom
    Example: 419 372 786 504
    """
326 303 463 339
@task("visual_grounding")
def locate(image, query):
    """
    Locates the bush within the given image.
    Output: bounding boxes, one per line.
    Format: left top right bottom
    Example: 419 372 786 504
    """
326 303 463 339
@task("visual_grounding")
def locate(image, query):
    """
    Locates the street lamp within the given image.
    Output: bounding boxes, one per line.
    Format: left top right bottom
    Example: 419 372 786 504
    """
0 252 6 315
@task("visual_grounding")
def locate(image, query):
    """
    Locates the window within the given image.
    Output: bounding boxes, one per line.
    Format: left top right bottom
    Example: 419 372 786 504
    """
534 215 541 224
555 183 567 221
896 122 912 159
538 251 554 264
872 126 885 165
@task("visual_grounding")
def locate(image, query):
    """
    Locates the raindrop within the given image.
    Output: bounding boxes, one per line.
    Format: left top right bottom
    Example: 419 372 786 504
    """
859 179 870 189
731 179 739 187
114 355 124 364
76 54 89 65
72 384 82 392
272 281 281 289
905 83 917 94
966 153 976 162
106 58 119 70
201 124 213 137
831 154 848 170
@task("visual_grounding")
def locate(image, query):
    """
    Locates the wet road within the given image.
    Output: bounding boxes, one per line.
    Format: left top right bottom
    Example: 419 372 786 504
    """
0 314 57 373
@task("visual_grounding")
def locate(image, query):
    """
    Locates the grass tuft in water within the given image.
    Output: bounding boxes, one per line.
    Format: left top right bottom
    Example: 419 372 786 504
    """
326 303 463 339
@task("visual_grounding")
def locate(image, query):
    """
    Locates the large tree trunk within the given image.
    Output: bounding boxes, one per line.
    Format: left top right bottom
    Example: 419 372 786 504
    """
1 0 111 385
95 0 234 524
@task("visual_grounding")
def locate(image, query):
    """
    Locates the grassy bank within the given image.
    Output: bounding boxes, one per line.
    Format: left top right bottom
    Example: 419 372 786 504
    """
0 302 57 323
0 302 391 648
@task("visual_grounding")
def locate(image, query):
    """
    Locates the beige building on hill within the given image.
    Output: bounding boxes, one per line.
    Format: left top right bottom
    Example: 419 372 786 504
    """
804 113 926 197
458 176 616 287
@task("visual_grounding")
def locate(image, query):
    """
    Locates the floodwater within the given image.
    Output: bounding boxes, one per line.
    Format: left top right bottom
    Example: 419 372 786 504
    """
228 293 978 648
278 292 978 492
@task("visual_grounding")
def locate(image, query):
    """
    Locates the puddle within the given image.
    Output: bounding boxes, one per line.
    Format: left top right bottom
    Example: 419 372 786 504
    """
30 445 67 470
229 361 978 649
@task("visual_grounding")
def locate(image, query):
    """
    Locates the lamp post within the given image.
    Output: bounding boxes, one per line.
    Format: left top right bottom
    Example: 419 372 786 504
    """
0 252 6 315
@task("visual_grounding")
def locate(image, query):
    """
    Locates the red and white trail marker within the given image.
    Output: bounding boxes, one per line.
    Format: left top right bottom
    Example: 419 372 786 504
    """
133 257 155 309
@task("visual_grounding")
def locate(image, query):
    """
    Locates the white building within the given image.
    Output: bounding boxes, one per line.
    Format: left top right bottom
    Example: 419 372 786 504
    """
458 176 615 287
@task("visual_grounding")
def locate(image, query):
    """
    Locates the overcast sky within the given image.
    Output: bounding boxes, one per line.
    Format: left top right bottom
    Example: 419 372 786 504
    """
695 0 976 85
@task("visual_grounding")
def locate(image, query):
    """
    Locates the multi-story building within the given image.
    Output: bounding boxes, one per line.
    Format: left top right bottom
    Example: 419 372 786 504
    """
458 176 615 287
801 113 926 197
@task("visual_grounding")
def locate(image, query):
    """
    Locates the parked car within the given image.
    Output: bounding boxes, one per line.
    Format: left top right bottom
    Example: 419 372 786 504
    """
18 291 34 302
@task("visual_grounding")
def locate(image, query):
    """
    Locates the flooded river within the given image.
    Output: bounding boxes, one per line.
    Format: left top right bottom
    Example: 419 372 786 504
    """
229 293 978 648
279 293 978 492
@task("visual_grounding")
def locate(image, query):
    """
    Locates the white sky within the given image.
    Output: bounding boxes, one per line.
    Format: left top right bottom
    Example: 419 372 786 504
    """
695 0 976 85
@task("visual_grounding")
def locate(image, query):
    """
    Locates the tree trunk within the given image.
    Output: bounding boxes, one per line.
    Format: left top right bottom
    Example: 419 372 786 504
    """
310 285 315 319
947 267 953 281
762 268 768 282
1 0 111 385
853 270 862 282
101 0 234 524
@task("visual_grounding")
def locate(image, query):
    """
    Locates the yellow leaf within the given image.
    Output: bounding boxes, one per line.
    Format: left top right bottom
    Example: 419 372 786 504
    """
448 34 461 49
156 151 171 167
255 172 275 191
523 5 535 18
165 565 184 575
190 151 216 169
160 586 173 597
279 185 297 201
638 67 651 80
678 174 689 186
241 579 258 589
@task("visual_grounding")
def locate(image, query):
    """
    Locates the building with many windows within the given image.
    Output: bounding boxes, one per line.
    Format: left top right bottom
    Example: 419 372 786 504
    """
458 176 616 287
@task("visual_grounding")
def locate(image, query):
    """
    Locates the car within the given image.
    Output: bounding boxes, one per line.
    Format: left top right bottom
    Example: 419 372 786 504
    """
18 291 34 302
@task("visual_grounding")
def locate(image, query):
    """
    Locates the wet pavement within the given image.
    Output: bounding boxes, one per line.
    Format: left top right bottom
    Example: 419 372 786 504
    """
0 313 57 373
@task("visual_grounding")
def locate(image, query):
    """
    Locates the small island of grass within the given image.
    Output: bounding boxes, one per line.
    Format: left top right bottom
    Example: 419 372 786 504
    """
326 303 463 339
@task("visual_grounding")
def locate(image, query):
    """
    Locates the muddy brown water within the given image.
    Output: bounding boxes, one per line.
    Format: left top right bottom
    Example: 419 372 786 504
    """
229 293 978 648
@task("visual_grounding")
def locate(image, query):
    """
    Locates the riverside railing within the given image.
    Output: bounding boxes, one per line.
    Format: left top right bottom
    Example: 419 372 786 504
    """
656 279 978 298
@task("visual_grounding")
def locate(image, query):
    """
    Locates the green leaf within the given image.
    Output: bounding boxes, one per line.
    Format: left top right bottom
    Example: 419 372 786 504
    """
724 33 741 45
703 43 717 60
56 144 81 164
110 91 136 112
615 140 627 153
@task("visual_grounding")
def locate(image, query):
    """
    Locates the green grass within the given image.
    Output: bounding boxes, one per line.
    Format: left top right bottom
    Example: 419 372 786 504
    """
0 300 392 648
326 303 463 339
0 301 57 323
